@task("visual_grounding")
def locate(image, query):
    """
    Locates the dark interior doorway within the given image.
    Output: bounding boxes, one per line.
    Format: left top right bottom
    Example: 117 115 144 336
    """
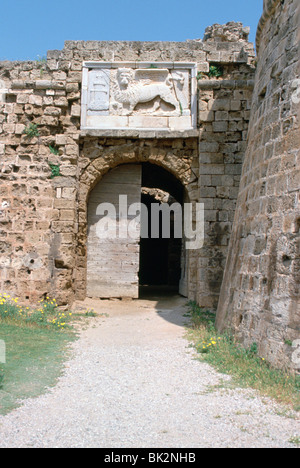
139 163 184 295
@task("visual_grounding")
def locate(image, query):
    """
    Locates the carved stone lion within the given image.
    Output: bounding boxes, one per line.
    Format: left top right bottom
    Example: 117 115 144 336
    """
111 68 181 115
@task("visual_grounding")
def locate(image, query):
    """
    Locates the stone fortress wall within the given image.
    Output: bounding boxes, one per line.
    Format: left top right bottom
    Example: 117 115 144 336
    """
216 0 300 370
0 2 299 370
0 22 255 307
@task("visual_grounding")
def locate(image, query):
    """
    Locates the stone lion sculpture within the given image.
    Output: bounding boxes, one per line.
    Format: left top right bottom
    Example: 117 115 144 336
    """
111 68 181 115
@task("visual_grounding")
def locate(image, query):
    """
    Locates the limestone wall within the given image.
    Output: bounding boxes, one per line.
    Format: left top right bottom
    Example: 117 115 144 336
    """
216 0 300 370
0 24 255 307
198 77 254 308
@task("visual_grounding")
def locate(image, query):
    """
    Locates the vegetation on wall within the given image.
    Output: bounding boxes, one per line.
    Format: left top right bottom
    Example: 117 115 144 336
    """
48 162 61 179
23 123 40 139
197 64 224 81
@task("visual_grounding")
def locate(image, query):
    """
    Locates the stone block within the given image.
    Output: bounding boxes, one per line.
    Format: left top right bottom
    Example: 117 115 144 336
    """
200 164 225 175
29 95 43 106
55 134 67 145
61 187 77 200
199 141 220 152
225 164 242 175
230 100 241 111
41 115 59 126
3 123 15 133
66 83 79 93
71 104 81 117
199 110 214 122
44 106 61 116
54 199 75 209
208 99 231 111
59 209 76 221
197 62 210 72
215 111 229 121
15 124 25 135
16 94 30 104
54 97 68 107
213 121 228 132
200 187 216 198
43 96 54 105
59 166 77 177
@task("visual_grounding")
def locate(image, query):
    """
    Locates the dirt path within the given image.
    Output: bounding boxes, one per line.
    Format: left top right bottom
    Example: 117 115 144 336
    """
0 294 299 448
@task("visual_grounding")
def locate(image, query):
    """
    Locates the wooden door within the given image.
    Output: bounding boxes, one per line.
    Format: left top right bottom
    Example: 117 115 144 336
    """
87 164 142 298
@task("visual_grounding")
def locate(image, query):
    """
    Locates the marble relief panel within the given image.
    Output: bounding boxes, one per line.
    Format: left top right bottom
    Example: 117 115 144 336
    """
81 62 197 131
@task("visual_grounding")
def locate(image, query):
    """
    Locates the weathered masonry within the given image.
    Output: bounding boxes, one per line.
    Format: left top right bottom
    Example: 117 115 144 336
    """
0 22 256 308
216 0 300 370
0 6 299 370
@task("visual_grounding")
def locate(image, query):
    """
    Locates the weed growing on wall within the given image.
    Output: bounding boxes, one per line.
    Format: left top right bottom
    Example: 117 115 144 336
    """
197 64 224 81
49 145 59 155
48 163 61 179
208 64 224 78
23 123 39 139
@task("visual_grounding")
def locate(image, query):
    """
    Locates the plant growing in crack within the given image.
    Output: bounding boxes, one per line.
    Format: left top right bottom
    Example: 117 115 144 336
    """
208 64 224 78
23 123 40 139
49 145 59 155
36 55 47 77
197 65 224 80
48 163 61 179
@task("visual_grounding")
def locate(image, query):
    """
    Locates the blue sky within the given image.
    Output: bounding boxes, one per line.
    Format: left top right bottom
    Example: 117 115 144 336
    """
1 0 263 61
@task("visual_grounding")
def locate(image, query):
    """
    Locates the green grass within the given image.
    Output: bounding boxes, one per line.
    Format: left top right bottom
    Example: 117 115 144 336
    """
0 293 78 415
0 323 75 415
186 301 300 412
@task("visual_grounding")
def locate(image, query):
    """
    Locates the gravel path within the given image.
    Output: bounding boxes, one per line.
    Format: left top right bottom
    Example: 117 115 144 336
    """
0 295 299 448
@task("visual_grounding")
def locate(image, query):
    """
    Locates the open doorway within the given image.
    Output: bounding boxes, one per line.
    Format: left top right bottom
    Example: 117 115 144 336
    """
139 163 184 298
86 162 187 300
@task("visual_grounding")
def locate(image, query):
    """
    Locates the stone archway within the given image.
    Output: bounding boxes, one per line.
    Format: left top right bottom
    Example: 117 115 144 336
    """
74 137 198 301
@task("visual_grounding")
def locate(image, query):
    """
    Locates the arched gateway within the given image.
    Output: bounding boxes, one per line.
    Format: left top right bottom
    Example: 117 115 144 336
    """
86 163 187 299
76 140 199 301
0 14 298 369
0 26 256 312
